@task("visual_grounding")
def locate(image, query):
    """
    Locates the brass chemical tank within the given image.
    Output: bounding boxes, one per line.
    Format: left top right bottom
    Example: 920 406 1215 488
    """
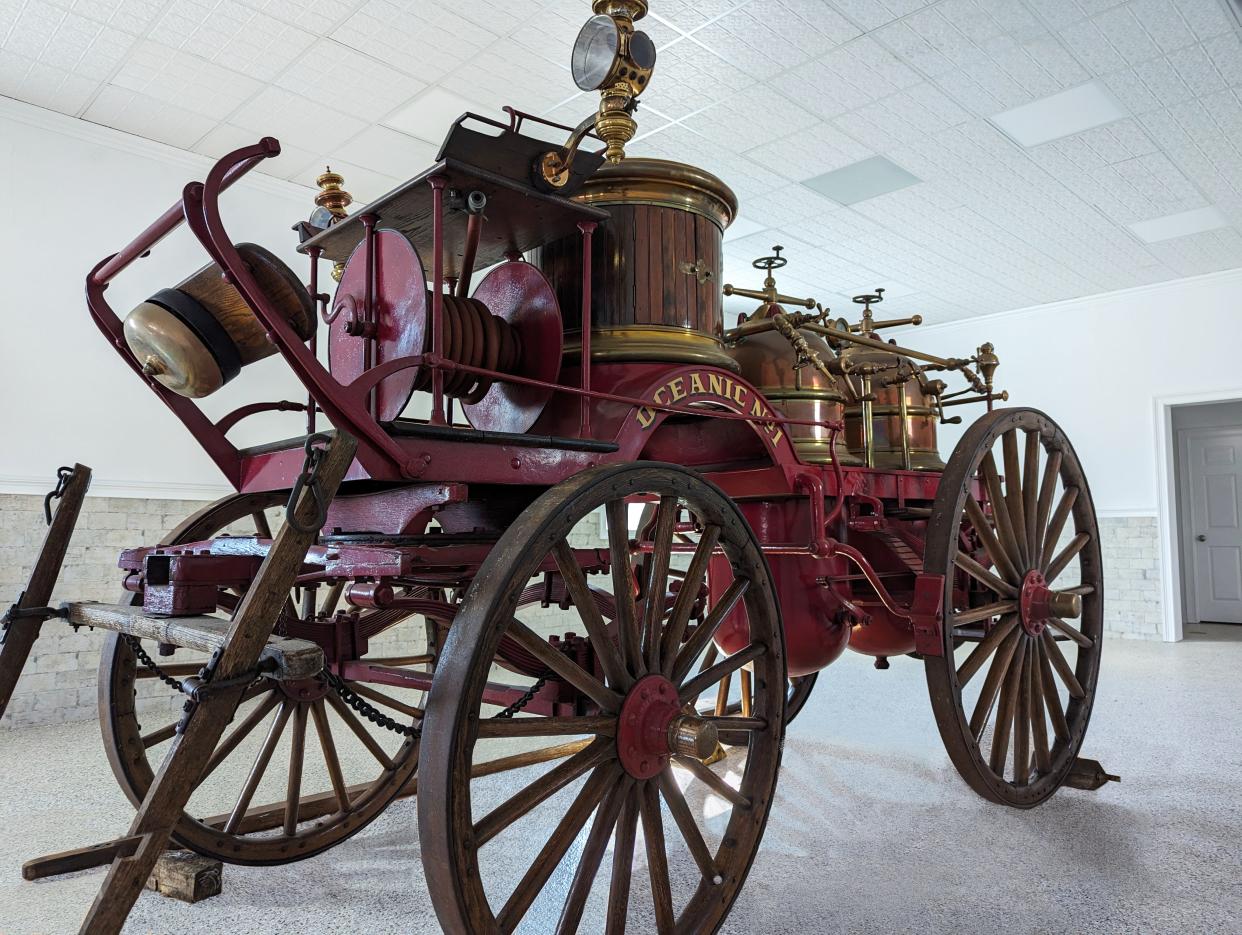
532 157 739 371
123 243 315 398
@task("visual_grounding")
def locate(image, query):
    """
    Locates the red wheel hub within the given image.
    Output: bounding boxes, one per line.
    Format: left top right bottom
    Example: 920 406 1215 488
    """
617 674 681 779
1019 570 1051 636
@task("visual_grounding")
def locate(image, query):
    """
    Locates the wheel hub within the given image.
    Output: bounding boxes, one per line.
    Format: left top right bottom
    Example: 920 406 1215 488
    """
278 676 329 702
617 673 718 779
1019 570 1082 636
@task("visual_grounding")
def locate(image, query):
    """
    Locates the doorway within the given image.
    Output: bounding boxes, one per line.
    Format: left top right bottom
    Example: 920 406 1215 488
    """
1173 400 1242 630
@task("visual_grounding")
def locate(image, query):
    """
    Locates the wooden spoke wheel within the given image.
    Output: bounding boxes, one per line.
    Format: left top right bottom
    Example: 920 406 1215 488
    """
690 642 817 744
99 491 427 865
419 463 786 934
924 408 1103 808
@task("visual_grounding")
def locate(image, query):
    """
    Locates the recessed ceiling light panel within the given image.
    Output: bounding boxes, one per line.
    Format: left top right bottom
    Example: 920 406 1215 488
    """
1129 206 1230 243
989 81 1128 147
802 156 921 206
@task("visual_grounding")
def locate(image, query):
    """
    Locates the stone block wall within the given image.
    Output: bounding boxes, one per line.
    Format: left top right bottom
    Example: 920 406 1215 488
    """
1 493 1166 730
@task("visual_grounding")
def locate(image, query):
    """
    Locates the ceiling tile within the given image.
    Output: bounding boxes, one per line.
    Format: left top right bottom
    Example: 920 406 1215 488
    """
287 156 400 205
385 85 491 143
46 0 166 35
83 83 215 147
235 0 361 30
3 5 134 81
332 0 495 82
275 38 425 122
149 0 316 82
0 50 100 114
231 85 365 153
332 124 437 179
192 120 316 178
111 41 261 120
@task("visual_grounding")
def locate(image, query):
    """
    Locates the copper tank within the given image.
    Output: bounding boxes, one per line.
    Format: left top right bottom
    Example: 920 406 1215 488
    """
531 158 739 371
841 341 945 471
729 304 860 466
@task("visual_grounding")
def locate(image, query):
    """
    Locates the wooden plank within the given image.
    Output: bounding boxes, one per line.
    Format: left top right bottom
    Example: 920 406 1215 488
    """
22 835 141 881
0 464 91 721
77 432 357 935
61 602 323 680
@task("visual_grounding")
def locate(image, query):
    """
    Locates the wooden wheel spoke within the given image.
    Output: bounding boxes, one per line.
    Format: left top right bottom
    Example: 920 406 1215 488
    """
348 681 424 719
474 738 613 847
556 774 635 935
224 701 294 834
640 496 679 670
679 643 765 704
606 499 643 678
988 637 1027 777
324 691 396 770
672 755 750 808
952 600 1018 628
1046 616 1093 648
969 627 1021 740
1036 639 1071 740
475 715 617 739
1046 532 1090 583
671 577 749 684
1039 486 1079 569
197 692 282 788
1029 648 1050 774
956 614 1019 687
553 540 631 691
141 722 178 749
981 452 1025 574
605 787 640 935
740 668 753 718
658 767 720 884
496 764 619 934
955 550 1018 598
660 524 721 678
714 671 732 717
283 703 308 836
311 699 351 815
1013 646 1032 785
1002 430 1031 569
250 510 272 539
1022 430 1041 561
507 619 622 714
1033 449 1063 554
639 779 676 934
964 495 1020 585
1041 629 1085 699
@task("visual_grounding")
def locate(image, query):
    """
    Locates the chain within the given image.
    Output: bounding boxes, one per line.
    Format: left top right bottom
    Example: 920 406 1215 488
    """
124 634 186 694
324 670 421 738
43 466 75 526
285 433 331 534
491 674 550 720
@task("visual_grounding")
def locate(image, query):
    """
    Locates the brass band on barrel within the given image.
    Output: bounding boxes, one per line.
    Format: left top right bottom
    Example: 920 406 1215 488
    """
572 158 737 229
563 325 741 372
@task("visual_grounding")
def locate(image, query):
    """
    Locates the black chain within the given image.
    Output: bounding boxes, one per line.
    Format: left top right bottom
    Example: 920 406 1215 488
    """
324 670 421 738
124 635 186 694
285 434 331 534
43 466 75 526
491 674 550 720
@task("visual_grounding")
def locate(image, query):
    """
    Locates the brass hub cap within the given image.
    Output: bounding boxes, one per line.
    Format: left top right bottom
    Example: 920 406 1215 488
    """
617 673 718 779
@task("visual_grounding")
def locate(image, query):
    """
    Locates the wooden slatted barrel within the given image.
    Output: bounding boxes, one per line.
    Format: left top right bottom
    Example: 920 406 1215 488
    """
531 158 739 371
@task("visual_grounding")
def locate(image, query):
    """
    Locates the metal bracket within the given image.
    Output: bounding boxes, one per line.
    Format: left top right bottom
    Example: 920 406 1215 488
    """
909 573 946 656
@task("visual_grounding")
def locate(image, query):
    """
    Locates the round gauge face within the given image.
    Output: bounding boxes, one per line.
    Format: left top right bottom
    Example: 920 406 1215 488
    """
571 14 619 91
629 30 656 72
309 205 335 230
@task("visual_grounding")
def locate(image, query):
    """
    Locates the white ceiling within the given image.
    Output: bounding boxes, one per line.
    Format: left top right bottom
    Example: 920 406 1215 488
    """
3 0 1242 322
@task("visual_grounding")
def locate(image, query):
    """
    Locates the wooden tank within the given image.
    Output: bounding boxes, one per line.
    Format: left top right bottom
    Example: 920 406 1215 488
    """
531 158 739 371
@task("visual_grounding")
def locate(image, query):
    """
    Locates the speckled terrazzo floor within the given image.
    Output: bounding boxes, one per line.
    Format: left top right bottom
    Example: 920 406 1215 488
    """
1 626 1239 935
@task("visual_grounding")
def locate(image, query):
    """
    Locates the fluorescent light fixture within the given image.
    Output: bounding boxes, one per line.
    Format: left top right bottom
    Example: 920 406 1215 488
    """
802 156 921 206
1129 205 1230 243
990 81 1127 147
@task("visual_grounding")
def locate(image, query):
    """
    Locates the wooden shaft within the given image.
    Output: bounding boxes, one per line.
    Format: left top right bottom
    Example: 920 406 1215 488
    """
77 433 356 935
0 464 91 721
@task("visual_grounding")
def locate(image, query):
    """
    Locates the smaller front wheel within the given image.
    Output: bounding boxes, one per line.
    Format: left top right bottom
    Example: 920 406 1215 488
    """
924 408 1103 808
419 462 787 934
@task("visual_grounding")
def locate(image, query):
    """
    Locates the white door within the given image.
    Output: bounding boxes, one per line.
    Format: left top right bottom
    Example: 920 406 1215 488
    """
1184 429 1242 624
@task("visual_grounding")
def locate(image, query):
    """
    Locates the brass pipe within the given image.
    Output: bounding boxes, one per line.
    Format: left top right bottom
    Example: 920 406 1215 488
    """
898 384 911 471
723 284 816 308
942 391 1009 408
862 374 874 468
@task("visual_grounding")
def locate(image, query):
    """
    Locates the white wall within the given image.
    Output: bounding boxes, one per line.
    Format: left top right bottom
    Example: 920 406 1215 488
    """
0 98 320 499
1172 399 1242 432
895 269 1242 516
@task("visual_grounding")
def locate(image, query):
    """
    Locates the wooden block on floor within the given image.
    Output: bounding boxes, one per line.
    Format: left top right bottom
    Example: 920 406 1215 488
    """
144 851 222 904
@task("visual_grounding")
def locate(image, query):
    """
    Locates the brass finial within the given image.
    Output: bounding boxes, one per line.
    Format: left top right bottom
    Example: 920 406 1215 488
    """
315 166 352 219
977 342 999 389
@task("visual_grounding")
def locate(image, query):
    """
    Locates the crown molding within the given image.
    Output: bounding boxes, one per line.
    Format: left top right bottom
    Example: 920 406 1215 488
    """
903 265 1242 335
0 95 315 202
0 473 232 502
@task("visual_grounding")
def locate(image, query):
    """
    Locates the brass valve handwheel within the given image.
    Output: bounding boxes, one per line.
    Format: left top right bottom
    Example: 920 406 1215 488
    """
852 287 885 307
752 245 787 272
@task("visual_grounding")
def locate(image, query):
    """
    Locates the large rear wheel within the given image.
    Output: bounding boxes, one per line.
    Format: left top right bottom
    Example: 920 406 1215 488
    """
419 462 787 934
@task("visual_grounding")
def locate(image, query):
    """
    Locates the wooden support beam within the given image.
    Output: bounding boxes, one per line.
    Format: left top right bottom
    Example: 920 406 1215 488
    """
22 835 142 881
60 602 324 680
0 464 91 721
77 433 357 935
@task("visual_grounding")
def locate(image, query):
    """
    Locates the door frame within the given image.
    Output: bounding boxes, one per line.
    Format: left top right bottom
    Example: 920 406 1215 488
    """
1155 389 1242 642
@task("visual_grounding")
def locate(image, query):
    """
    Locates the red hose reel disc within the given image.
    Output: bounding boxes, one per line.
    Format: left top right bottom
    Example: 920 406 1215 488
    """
328 230 562 433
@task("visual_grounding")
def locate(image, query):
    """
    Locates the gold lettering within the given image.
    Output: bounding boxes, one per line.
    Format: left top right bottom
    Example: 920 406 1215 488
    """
637 407 656 428
689 372 706 395
708 373 725 396
669 377 686 402
733 382 747 406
